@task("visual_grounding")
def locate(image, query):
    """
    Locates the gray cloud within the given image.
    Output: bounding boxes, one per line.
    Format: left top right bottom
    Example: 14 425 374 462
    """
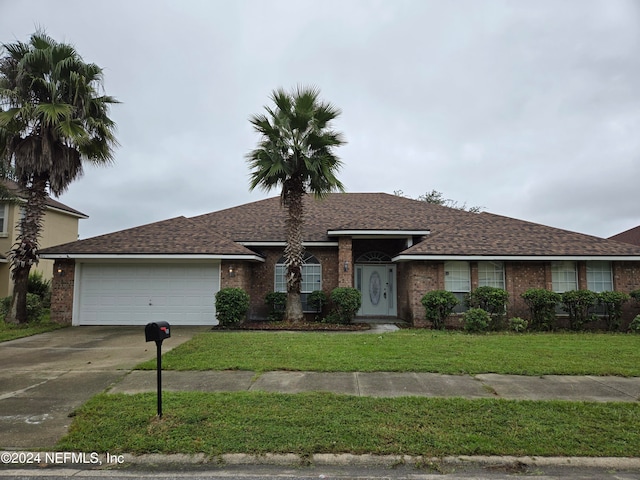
1 0 639 239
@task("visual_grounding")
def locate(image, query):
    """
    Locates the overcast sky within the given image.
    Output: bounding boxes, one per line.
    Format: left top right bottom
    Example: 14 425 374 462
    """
1 0 639 240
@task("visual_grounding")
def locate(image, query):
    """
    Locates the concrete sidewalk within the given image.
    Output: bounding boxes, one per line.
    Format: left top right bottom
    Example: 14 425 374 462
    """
109 370 640 402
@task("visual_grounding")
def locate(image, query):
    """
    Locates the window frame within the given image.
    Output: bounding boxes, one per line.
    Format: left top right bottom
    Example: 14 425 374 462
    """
478 261 505 289
444 261 471 313
551 261 578 293
0 203 8 237
274 253 322 312
586 261 613 293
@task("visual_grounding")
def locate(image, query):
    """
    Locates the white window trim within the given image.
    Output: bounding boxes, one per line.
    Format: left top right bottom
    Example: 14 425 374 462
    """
477 261 505 289
274 254 322 312
551 261 578 293
0 203 8 237
445 261 471 314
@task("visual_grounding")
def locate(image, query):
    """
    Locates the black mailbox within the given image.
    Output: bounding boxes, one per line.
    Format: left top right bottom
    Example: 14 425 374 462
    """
145 321 171 343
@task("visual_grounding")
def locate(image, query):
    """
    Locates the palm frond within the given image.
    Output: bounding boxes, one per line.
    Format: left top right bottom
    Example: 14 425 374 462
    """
247 85 346 200
35 102 72 126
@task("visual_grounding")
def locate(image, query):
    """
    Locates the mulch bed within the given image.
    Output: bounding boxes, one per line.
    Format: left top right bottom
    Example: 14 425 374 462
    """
212 321 371 331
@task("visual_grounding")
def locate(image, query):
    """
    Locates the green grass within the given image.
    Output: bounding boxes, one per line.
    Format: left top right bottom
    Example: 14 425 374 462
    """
137 330 640 376
0 316 64 342
58 391 640 457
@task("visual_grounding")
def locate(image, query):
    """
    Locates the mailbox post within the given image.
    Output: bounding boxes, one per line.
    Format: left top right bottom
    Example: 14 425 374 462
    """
145 321 171 418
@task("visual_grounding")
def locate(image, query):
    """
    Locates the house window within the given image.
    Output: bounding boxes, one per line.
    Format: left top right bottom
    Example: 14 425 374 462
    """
478 261 505 289
551 261 578 293
0 203 6 235
275 253 322 312
586 261 613 292
445 261 470 313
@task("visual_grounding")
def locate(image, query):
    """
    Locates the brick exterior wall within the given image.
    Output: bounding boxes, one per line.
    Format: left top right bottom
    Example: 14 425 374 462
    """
220 260 251 291
404 260 640 328
338 237 353 287
50 259 75 325
614 261 640 325
220 247 339 321
49 254 640 328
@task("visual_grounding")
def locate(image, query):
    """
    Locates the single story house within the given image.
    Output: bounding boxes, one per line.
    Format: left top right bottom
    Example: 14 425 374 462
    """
40 193 640 326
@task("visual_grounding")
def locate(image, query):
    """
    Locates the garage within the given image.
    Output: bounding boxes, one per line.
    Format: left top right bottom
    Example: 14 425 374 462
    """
74 262 220 326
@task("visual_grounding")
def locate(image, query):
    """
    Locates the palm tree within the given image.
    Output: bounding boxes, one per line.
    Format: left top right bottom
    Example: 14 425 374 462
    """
0 30 118 323
247 86 346 322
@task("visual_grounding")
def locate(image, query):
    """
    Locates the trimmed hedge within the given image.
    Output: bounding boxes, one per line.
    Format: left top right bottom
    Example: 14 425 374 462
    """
215 288 250 326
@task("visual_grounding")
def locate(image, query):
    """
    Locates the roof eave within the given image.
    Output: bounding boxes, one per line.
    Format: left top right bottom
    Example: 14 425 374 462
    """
39 253 265 262
392 254 640 262
328 230 431 238
238 241 339 247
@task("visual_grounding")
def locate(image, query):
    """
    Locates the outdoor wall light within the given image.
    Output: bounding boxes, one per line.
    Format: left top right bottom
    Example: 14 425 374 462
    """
56 267 64 277
343 261 349 272
228 266 235 277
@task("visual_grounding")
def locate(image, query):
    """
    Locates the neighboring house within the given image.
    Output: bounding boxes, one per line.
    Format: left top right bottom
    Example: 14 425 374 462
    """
0 181 87 297
609 225 640 246
40 193 640 326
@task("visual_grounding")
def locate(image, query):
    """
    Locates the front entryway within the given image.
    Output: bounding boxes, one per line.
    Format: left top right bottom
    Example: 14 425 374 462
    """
356 264 397 316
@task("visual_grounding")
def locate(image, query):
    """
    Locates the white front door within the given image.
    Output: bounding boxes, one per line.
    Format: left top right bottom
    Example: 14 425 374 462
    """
357 264 397 316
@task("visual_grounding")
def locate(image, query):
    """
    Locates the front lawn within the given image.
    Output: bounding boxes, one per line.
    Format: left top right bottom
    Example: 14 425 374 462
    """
58 391 640 457
137 330 640 376
0 317 64 342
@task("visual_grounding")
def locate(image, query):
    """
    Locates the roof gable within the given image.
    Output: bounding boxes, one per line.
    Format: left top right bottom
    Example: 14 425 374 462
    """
609 225 640 247
40 216 259 257
398 212 640 258
2 179 87 218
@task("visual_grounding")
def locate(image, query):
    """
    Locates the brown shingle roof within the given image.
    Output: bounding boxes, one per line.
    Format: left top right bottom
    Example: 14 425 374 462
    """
39 193 640 259
400 212 640 257
609 225 640 247
193 193 472 242
2 179 87 218
40 216 258 256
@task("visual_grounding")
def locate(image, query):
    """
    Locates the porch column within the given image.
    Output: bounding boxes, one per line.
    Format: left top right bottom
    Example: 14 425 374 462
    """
338 236 353 287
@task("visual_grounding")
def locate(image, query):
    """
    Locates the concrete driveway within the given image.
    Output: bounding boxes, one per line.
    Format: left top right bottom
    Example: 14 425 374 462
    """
0 326 207 449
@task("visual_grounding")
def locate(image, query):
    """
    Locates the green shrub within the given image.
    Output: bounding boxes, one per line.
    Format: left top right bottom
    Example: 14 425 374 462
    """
465 286 509 330
463 308 490 333
308 290 327 321
28 271 51 308
630 290 640 302
629 315 640 333
215 288 250 326
26 293 43 321
508 317 528 333
521 288 561 331
1 294 44 322
0 296 9 316
561 290 598 331
421 290 458 330
264 291 287 321
327 288 361 324
598 291 630 331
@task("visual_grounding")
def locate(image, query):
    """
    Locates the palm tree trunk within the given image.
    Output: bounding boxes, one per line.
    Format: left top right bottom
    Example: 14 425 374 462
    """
5 176 47 324
284 186 305 323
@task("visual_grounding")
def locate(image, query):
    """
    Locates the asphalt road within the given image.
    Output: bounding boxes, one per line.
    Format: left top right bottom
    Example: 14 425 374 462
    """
1 462 640 479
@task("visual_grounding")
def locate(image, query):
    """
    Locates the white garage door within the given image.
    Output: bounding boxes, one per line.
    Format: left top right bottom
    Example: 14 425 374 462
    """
76 263 220 326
